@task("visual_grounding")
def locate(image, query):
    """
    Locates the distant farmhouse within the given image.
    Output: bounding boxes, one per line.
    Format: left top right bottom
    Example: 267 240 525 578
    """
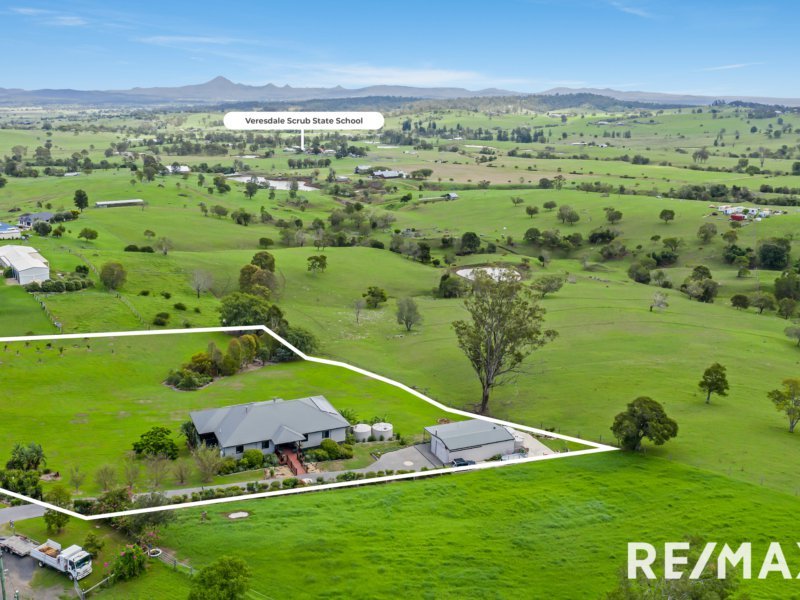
164 165 191 174
95 199 145 209
0 222 22 240
0 245 50 284
425 420 516 464
190 396 350 458
354 165 372 174
17 212 54 230
372 169 407 179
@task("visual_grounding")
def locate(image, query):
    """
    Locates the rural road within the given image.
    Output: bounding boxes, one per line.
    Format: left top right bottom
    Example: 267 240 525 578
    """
0 503 46 524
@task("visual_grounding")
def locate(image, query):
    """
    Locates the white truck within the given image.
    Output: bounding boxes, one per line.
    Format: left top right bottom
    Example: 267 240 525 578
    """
29 539 93 581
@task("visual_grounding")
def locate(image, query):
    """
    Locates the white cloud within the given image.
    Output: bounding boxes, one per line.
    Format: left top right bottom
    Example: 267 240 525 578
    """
608 1 654 18
10 7 51 15
699 62 763 72
46 15 87 26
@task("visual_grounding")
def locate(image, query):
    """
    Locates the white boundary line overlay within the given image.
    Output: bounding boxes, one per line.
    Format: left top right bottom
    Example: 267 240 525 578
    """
0 326 618 519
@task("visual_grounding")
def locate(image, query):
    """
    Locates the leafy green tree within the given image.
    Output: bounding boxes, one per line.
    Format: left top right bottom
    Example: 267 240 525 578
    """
188 556 252 600
749 291 776 314
307 255 328 274
32 221 52 236
778 297 797 319
699 363 729 404
396 297 422 331
525 205 539 218
155 237 173 256
531 275 564 297
659 209 675 224
605 207 622 224
662 237 681 252
244 180 259 199
83 532 105 558
785 326 800 347
757 237 791 270
218 292 275 327
696 222 717 243
611 397 678 451
768 379 800 433
132 427 178 460
721 229 738 246
69 465 86 492
100 262 127 290
730 294 749 310
251 251 276 272
73 189 89 212
459 231 481 254
78 227 98 241
557 205 580 225
363 286 388 309
543 200 557 211
43 485 71 533
453 272 557 413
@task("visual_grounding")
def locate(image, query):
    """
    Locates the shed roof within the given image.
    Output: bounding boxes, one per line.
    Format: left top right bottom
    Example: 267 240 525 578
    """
425 419 515 451
190 396 349 448
0 245 48 272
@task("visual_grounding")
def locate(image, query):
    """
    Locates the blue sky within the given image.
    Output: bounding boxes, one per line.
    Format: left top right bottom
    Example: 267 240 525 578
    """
2 0 797 97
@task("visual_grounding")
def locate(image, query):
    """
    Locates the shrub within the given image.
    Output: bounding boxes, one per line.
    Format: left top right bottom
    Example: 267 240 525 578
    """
240 449 264 470
112 544 148 581
153 316 169 326
160 291 172 299
124 244 140 252
173 302 187 311
282 477 299 489
269 481 281 490
218 457 238 475
165 368 211 390
139 290 150 296
75 264 90 275
139 246 154 253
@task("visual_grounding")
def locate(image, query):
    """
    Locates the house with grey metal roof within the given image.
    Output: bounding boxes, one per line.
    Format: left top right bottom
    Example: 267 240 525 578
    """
17 212 54 229
190 396 349 458
424 419 515 464
0 245 50 285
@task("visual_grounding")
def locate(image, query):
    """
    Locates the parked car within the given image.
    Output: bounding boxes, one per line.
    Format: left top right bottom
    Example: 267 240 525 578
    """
450 458 476 467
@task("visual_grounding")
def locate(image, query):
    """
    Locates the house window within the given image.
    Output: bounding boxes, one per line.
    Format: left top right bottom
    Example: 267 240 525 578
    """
235 445 244 454
322 430 331 439
261 441 269 449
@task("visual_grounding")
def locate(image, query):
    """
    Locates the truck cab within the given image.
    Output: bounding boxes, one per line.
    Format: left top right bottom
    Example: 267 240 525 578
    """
62 545 93 581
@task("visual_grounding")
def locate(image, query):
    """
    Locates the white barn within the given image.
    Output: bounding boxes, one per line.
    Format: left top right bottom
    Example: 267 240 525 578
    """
425 419 516 464
0 245 50 284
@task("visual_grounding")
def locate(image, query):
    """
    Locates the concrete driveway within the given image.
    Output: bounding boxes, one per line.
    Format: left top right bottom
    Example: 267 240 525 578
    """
368 444 443 472
0 504 45 525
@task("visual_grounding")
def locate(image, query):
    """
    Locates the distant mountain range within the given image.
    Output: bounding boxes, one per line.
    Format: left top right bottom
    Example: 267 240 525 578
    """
539 87 800 108
1 76 798 107
0 76 516 106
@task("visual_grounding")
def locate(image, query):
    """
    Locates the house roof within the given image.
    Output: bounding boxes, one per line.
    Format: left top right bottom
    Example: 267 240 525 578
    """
0 245 48 272
424 419 515 451
95 199 144 206
190 396 349 449
19 212 54 221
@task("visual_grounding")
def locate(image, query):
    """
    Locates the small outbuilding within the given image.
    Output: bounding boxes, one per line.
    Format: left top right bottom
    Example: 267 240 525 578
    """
424 419 516 464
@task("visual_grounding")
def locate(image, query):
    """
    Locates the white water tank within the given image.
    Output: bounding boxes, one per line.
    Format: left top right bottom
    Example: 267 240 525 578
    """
352 423 371 442
372 422 393 441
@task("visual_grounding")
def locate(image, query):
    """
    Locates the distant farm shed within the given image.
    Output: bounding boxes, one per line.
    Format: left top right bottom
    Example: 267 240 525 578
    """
424 419 515 464
95 199 145 208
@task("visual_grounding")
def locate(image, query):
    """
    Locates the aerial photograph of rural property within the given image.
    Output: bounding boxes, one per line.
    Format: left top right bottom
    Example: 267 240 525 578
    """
1 0 800 598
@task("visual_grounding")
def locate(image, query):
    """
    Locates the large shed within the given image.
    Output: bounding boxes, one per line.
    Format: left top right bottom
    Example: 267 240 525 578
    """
424 419 516 464
0 245 50 284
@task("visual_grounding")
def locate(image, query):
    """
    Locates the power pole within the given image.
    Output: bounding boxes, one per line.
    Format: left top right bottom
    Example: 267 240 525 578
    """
0 551 7 600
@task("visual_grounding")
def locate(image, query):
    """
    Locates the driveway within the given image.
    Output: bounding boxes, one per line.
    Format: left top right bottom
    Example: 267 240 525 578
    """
0 503 45 525
0 552 67 600
368 444 443 472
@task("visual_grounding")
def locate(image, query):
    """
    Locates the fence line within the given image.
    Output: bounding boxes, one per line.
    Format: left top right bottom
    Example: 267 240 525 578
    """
31 293 63 332
61 246 149 329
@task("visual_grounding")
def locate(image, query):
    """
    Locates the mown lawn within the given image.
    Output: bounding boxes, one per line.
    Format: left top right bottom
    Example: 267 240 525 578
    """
71 452 800 600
